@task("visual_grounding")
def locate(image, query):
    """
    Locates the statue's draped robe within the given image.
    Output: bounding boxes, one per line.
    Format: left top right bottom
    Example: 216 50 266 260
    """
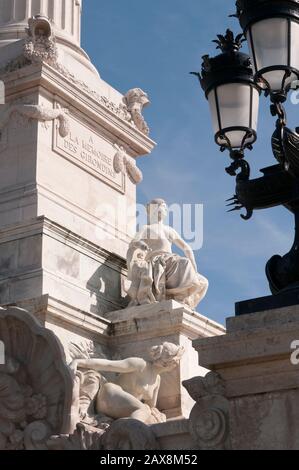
149 251 208 309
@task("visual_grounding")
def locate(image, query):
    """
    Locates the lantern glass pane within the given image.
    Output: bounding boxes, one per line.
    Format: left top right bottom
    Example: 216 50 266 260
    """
207 88 220 135
249 18 288 71
246 18 299 91
291 21 299 76
207 83 259 148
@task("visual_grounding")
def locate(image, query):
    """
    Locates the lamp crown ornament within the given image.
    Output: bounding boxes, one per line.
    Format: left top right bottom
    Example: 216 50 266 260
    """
212 29 245 53
197 32 254 98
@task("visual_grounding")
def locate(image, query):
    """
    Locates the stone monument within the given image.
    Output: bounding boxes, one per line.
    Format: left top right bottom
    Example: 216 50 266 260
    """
3 1 292 452
0 0 155 334
0 0 226 451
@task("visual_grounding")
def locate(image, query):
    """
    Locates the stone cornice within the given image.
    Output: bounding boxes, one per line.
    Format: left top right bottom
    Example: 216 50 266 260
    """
192 320 299 369
106 300 225 343
6 294 110 341
0 216 128 273
2 63 156 156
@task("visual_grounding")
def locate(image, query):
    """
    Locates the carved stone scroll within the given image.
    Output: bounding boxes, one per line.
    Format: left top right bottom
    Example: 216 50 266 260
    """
183 372 231 450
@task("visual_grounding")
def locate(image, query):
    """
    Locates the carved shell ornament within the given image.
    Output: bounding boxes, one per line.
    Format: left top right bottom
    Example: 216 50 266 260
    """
0 307 73 450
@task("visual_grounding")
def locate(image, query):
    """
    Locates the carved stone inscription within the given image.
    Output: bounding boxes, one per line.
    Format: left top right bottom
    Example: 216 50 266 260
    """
53 113 125 193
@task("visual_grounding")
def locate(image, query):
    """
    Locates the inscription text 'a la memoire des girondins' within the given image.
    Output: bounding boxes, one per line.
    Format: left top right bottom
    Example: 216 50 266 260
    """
53 114 125 193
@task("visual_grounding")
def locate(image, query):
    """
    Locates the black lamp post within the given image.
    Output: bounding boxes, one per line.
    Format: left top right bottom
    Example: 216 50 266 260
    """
192 0 299 299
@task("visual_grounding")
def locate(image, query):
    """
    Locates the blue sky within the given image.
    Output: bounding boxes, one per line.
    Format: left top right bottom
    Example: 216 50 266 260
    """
82 0 296 325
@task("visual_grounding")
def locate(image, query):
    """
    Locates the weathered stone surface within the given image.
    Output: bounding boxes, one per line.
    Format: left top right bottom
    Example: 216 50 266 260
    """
193 305 299 449
150 419 194 450
183 372 231 450
0 218 129 315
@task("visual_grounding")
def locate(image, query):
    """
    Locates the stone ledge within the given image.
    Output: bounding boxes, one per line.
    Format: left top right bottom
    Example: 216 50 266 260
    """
106 300 225 340
2 294 110 338
193 304 299 398
235 288 299 316
193 321 299 369
227 304 299 333
0 215 127 272
151 419 194 450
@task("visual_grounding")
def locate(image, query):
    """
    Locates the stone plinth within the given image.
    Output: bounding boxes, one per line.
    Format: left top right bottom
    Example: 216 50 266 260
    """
106 300 225 419
192 304 299 450
151 419 194 450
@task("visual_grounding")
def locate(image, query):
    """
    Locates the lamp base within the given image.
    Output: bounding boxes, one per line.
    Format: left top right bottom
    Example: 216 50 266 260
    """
235 287 299 316
266 209 299 294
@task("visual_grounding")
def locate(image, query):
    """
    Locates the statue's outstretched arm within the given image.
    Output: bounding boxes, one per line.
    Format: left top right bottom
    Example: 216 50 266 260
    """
169 228 197 271
70 357 146 374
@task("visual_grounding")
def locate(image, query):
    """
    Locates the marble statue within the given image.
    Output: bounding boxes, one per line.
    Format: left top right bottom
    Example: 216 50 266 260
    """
127 199 209 309
70 342 184 426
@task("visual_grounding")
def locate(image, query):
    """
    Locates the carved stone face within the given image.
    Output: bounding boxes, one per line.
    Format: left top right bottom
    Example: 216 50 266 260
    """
151 343 184 372
158 202 168 221
147 200 168 223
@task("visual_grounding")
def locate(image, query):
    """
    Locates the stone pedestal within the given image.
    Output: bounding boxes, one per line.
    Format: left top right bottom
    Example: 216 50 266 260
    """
192 304 299 450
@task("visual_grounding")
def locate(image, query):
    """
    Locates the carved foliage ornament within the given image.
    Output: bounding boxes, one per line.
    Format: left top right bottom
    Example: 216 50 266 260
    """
0 104 70 138
113 145 143 185
23 15 58 66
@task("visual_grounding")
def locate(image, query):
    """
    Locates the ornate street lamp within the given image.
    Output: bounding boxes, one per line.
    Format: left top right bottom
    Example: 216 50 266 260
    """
192 1 299 298
199 31 259 158
235 0 299 103
193 30 260 184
